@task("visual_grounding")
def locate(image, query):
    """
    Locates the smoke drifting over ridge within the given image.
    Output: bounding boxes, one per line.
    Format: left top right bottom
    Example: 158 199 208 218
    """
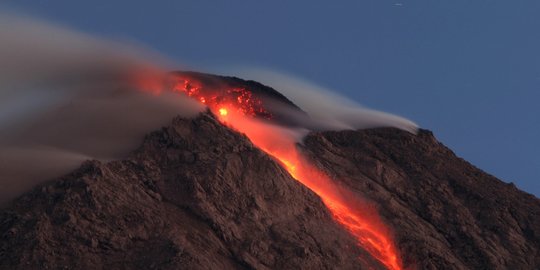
231 69 418 134
0 13 203 203
0 13 418 205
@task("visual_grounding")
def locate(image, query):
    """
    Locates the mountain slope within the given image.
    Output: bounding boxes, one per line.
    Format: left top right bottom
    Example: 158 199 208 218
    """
1 74 539 269
302 128 540 269
0 113 376 270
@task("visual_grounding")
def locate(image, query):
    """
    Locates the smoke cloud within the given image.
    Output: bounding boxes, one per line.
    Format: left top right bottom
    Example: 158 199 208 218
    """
0 13 203 204
0 13 419 205
230 69 418 134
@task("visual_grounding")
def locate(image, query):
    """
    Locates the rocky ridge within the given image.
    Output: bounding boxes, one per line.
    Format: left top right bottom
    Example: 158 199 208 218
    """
1 73 539 269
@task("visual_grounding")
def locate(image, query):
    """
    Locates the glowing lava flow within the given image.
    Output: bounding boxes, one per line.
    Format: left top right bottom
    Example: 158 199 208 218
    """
172 78 402 270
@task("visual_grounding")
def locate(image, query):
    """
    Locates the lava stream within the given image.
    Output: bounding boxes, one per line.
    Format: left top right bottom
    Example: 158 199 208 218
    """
170 77 403 270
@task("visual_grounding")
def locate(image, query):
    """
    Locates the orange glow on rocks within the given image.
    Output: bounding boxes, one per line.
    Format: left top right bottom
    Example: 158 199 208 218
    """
173 77 273 119
171 75 403 270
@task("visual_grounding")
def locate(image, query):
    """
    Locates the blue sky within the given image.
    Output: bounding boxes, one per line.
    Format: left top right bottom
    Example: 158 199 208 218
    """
5 1 539 196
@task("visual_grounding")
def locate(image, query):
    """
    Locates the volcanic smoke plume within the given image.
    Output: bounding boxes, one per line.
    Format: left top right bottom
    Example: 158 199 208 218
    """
0 13 203 203
226 68 418 134
0 12 421 269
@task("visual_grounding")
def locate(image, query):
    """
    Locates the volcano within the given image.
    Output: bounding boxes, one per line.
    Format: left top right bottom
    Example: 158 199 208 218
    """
1 72 539 270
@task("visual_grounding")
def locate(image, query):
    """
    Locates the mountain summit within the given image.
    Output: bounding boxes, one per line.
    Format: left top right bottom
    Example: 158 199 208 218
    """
1 73 539 270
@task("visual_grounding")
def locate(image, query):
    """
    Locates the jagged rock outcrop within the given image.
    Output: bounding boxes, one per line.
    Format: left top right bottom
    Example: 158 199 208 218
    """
0 113 377 270
1 73 539 270
302 128 540 269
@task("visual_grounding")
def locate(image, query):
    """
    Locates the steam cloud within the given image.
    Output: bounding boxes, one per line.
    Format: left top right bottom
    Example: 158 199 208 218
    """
0 13 203 204
0 13 418 205
231 69 418 134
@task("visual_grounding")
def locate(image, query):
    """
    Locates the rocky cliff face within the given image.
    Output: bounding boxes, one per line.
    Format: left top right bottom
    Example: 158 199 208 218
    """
0 113 379 270
302 128 540 269
1 76 539 270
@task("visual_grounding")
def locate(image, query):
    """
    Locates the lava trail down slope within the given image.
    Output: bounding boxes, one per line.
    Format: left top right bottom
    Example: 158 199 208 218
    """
0 72 539 270
170 72 402 270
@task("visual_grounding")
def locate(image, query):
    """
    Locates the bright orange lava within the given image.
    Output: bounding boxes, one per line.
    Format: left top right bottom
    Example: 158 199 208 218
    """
172 77 403 270
219 108 228 116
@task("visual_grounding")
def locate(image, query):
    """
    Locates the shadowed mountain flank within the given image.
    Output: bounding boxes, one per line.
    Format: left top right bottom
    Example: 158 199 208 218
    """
1 74 539 270
302 128 540 269
0 113 376 270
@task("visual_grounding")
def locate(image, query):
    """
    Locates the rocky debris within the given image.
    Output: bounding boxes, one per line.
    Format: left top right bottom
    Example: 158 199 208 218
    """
170 71 300 111
169 71 308 128
302 128 540 269
0 113 376 270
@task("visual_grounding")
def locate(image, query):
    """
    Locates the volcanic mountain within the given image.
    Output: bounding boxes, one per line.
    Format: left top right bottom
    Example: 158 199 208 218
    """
1 72 539 270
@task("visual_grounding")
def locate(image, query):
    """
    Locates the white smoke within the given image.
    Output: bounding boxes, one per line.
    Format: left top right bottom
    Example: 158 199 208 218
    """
230 68 418 134
0 12 419 204
0 13 203 204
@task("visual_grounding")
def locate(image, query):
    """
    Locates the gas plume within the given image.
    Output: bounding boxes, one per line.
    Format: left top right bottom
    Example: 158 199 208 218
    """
0 13 203 204
1 12 416 269
231 69 418 134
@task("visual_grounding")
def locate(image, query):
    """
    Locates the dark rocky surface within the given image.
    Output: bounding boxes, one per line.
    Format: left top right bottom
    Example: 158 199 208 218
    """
302 128 540 269
1 78 539 269
0 113 374 270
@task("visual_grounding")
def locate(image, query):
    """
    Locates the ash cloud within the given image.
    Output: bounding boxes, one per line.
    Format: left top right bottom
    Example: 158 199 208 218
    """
231 69 419 134
0 13 203 204
0 13 418 204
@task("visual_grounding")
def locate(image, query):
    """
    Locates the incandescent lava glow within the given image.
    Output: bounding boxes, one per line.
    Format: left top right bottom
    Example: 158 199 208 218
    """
171 75 403 270
219 108 228 116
